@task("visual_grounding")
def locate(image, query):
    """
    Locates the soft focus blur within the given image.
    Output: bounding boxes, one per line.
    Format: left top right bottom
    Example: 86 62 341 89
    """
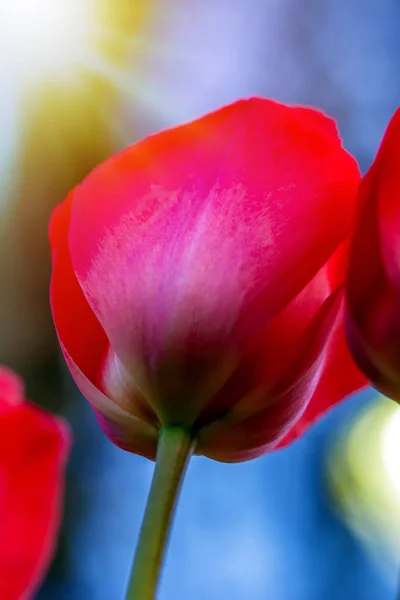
0 1 399 599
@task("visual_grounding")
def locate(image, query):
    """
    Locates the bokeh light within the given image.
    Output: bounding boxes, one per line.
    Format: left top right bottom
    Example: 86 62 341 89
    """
329 396 400 581
381 405 400 497
0 0 91 84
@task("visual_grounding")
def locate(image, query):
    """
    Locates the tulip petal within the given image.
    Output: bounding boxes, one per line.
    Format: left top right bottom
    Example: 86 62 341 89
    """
347 109 400 311
276 307 367 449
197 239 352 429
66 98 360 375
271 239 368 448
375 108 400 292
196 252 334 428
0 367 70 600
345 310 398 399
275 238 368 448
50 194 158 458
62 346 157 458
346 171 383 314
198 288 346 462
49 193 109 387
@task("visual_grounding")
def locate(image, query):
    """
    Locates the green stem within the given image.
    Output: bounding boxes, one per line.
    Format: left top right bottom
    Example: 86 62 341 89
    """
125 426 195 600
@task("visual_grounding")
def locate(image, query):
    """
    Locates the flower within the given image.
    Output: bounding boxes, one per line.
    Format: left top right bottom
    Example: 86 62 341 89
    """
345 108 400 401
50 98 365 462
0 366 70 599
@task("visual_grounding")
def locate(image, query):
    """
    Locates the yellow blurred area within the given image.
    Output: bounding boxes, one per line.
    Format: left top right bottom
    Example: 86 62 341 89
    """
0 1 153 369
328 396 400 579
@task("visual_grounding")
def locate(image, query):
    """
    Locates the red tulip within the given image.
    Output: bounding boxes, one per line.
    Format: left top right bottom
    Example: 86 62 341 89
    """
0 366 70 600
346 108 400 401
50 98 365 463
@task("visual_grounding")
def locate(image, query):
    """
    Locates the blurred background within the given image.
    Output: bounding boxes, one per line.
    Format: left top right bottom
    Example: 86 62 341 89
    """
0 1 399 598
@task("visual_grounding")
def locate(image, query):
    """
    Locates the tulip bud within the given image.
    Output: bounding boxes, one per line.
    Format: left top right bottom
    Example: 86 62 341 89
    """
50 98 365 462
0 366 70 599
345 108 400 401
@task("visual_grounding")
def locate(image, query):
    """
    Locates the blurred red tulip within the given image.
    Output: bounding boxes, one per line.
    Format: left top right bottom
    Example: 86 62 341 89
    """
346 108 400 401
0 366 70 600
50 98 365 462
